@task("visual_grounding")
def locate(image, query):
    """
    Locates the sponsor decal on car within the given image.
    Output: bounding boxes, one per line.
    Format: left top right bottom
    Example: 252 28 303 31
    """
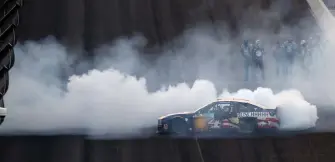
237 112 269 117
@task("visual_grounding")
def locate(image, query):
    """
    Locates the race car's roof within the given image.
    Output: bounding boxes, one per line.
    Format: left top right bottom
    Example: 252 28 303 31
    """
216 98 268 109
158 111 193 120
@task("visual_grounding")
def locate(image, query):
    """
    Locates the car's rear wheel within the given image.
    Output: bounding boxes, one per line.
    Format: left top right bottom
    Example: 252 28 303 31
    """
239 118 257 133
170 118 188 135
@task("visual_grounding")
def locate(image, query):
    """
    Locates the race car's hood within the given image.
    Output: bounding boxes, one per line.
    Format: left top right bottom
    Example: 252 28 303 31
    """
158 112 194 120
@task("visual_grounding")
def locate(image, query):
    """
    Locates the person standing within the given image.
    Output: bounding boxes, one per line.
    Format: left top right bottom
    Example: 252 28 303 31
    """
283 39 297 76
273 41 285 77
241 40 253 81
298 39 311 73
251 40 265 81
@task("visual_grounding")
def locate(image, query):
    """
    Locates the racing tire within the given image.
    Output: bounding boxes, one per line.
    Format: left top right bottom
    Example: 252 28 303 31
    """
238 118 258 134
170 118 189 136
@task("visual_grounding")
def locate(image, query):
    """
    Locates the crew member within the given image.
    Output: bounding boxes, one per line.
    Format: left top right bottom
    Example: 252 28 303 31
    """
251 40 265 80
283 39 297 75
273 41 285 76
298 39 310 73
241 40 252 81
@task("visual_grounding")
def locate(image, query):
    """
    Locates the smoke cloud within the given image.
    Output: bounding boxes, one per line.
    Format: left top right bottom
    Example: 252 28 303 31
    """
2 7 335 137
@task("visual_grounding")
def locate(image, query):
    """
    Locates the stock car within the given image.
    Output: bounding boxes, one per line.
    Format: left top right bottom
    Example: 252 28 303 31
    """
157 98 280 135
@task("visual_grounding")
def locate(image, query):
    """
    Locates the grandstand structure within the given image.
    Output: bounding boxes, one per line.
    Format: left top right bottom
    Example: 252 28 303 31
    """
323 0 335 17
0 0 22 124
307 0 335 36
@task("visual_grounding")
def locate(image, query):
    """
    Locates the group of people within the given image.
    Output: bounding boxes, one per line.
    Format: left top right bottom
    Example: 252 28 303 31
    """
240 37 322 81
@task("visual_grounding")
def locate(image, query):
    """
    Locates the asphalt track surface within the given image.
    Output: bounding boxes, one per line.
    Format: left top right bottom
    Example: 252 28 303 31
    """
1 132 335 162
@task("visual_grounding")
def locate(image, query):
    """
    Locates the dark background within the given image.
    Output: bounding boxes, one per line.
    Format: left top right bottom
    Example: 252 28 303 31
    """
17 0 311 53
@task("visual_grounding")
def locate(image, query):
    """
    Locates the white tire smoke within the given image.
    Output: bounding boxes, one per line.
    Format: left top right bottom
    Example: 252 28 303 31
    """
221 88 318 130
0 40 318 136
1 27 330 136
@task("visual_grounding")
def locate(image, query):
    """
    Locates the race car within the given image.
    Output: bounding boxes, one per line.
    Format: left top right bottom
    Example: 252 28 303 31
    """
157 98 280 135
